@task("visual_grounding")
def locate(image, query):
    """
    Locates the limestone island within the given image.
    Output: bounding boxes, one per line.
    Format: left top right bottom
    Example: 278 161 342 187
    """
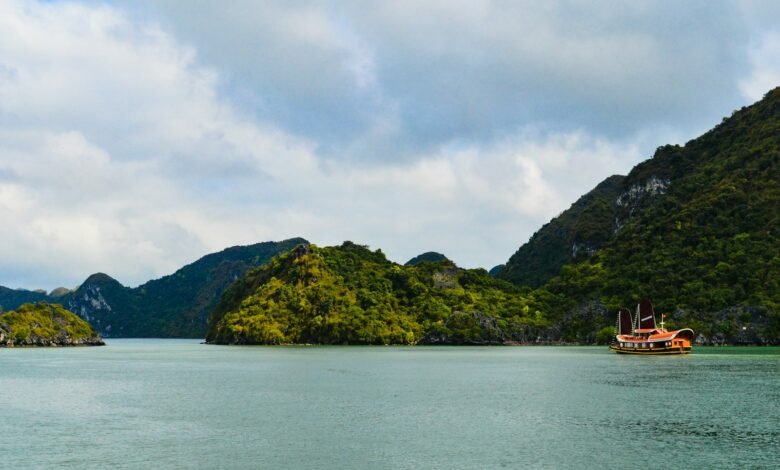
0 302 105 347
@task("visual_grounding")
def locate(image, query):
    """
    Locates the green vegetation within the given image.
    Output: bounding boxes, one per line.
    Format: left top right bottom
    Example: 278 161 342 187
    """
207 242 558 344
502 87 780 344
499 175 625 287
124 238 309 337
0 238 307 338
0 302 103 346
0 286 49 313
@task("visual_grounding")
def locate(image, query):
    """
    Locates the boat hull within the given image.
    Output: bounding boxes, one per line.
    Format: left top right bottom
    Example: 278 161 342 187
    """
609 344 691 355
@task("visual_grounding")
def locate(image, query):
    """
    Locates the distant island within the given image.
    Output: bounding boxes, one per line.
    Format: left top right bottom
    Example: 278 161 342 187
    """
0 303 104 347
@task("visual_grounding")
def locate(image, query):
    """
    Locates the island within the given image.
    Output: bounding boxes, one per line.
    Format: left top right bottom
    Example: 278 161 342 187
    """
205 242 553 345
0 302 105 347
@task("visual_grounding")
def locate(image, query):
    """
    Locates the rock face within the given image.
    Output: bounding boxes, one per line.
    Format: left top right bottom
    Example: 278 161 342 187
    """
419 311 507 345
0 302 104 347
677 305 777 346
614 175 671 230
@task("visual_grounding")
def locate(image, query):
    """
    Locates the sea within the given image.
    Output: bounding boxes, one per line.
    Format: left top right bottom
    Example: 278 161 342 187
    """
1 339 778 469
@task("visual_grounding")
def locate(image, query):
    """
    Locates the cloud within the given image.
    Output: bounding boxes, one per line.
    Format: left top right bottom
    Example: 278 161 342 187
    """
126 0 386 150
128 0 758 158
740 31 780 102
0 0 776 289
296 130 641 270
0 0 317 287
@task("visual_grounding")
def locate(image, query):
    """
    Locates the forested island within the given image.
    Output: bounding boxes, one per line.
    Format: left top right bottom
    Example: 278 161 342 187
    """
0 303 104 347
206 242 556 345
1 88 779 346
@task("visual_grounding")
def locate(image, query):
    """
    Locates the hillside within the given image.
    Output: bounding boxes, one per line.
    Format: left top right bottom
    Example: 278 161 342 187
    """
62 273 144 337
499 175 626 287
206 242 558 345
504 87 780 343
0 286 50 312
0 238 307 338
0 302 104 347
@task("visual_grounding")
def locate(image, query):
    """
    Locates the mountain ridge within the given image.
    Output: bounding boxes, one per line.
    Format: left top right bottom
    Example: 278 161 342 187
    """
0 238 308 337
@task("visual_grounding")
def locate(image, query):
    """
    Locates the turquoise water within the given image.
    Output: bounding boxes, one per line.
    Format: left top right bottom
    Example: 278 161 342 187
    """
1 340 778 469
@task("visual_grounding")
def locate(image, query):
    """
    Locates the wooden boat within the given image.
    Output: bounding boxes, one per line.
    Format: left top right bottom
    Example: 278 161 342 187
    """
608 300 693 355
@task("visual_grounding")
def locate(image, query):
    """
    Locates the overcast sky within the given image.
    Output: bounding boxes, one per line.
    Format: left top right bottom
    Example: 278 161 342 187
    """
1 0 779 290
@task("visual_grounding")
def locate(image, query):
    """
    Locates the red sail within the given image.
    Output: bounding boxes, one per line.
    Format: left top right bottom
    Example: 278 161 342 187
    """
618 308 633 335
638 299 656 329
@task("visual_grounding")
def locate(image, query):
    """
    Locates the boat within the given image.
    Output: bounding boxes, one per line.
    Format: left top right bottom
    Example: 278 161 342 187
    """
608 300 693 355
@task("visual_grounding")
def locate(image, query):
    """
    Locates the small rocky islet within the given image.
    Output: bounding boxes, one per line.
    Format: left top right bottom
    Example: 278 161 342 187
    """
0 302 104 347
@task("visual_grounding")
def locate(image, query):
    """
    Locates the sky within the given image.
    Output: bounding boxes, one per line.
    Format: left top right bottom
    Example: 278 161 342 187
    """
1 0 779 290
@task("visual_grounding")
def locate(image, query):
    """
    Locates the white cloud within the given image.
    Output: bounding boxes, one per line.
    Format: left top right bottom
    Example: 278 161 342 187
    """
296 131 641 270
127 0 758 158
740 31 780 102
0 0 773 289
0 1 319 287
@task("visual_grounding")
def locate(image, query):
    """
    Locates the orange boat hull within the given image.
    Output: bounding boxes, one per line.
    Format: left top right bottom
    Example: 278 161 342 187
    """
609 344 691 355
